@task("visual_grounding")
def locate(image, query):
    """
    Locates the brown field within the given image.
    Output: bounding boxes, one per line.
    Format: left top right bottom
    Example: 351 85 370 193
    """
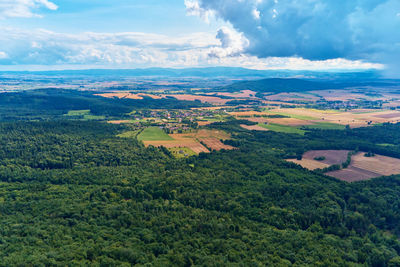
266 108 400 127
197 121 214 126
245 117 270 123
143 140 209 153
287 159 330 170
302 150 350 165
326 167 380 182
287 150 350 170
212 90 257 98
240 124 269 131
163 94 230 105
290 150 400 182
200 138 236 151
373 112 400 119
96 92 143 99
143 129 232 154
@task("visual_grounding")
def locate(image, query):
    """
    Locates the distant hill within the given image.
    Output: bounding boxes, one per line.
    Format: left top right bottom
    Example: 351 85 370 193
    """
220 77 397 93
0 67 384 80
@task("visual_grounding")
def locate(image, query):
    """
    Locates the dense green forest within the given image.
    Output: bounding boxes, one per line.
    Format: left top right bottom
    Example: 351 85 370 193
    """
0 89 205 121
219 78 396 93
0 120 400 265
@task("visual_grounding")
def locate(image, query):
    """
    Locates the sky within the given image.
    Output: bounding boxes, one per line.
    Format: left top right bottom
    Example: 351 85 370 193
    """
0 0 398 73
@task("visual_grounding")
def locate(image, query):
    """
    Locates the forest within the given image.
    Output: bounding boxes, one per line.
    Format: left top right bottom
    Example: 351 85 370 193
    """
0 120 400 266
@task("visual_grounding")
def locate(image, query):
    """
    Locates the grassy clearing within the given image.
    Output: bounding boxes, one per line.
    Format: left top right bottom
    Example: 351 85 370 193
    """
259 123 305 135
65 110 105 120
378 143 397 147
168 147 197 158
117 130 141 138
137 127 173 141
82 115 105 120
65 110 91 116
303 122 346 130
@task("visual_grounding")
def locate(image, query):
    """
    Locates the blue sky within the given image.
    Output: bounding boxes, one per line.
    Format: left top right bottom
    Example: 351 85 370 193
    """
0 0 397 72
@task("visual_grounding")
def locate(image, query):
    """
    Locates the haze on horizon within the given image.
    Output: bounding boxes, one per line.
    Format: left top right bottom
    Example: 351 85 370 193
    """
0 0 398 76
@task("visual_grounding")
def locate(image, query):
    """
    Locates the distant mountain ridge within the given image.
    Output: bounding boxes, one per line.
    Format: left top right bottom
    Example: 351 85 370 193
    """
0 67 384 80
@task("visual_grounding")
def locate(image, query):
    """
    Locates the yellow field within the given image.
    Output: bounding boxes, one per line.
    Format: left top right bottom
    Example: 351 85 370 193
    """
143 129 234 154
286 159 330 170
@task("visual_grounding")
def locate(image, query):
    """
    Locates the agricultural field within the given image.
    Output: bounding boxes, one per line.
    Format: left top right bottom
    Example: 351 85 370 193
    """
287 150 400 182
65 110 91 116
287 150 350 170
327 152 400 182
259 123 306 135
162 94 230 105
120 128 235 155
64 110 105 120
240 124 269 131
137 127 173 141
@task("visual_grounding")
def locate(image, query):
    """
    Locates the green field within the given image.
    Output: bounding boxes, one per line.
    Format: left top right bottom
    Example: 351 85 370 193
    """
168 147 196 158
117 130 141 138
263 110 317 120
65 110 105 120
82 114 106 120
137 127 174 141
65 110 91 116
259 123 306 135
303 122 346 130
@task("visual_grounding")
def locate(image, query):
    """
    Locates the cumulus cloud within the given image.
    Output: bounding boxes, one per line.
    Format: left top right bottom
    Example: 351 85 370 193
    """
186 0 400 74
0 0 57 19
0 26 382 70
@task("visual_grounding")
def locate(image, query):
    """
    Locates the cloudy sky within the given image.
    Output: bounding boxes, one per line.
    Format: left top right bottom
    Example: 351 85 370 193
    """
0 0 398 72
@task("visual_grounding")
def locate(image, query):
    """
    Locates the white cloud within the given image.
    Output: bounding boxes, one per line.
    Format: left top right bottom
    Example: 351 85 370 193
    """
0 26 383 70
0 0 57 19
0 51 8 59
252 9 260 20
184 0 214 23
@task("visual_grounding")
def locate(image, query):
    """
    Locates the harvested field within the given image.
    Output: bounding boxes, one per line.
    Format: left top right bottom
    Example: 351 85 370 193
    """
197 121 214 126
292 150 400 182
350 153 400 176
215 90 257 98
326 167 380 182
164 94 229 105
301 150 350 165
287 159 330 170
95 92 143 99
246 117 270 123
286 150 350 170
373 112 400 119
200 138 235 151
144 140 209 153
240 124 269 131
143 129 232 154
